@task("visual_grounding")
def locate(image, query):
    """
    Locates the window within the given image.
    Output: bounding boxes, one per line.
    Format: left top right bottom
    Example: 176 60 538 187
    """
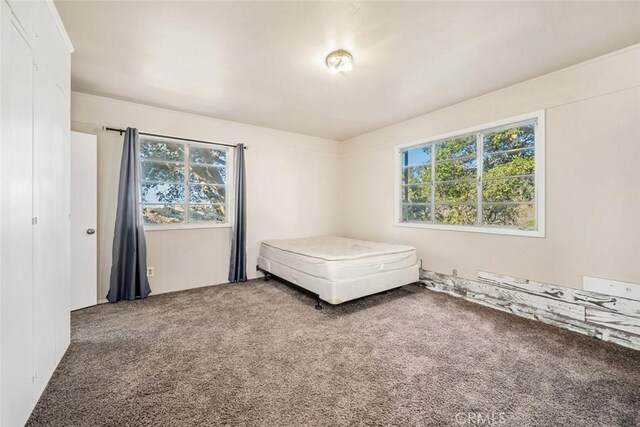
396 111 544 236
139 138 229 227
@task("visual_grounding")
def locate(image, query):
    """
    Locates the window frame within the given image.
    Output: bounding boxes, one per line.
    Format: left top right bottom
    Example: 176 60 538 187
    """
394 110 545 238
138 136 234 232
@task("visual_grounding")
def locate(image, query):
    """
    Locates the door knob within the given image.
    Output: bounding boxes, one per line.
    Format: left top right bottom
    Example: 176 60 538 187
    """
87 228 96 235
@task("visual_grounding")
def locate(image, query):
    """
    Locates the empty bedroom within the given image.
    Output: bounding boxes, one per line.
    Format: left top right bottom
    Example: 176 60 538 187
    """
1 0 639 426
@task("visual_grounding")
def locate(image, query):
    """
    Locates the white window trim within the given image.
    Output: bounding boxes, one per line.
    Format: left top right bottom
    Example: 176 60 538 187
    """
139 136 235 232
393 110 545 238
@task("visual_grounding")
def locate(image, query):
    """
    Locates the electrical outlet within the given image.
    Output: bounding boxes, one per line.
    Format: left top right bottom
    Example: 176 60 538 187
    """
452 269 458 277
147 267 155 277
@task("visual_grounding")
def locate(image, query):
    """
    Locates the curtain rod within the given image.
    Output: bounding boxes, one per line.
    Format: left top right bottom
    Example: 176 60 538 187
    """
103 127 247 149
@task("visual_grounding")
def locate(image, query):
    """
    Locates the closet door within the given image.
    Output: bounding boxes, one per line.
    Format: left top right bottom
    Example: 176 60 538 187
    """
52 80 71 363
0 16 35 427
32 65 60 394
32 35 72 397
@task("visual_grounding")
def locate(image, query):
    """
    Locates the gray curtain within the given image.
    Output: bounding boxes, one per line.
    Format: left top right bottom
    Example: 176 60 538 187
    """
107 128 151 302
229 143 247 282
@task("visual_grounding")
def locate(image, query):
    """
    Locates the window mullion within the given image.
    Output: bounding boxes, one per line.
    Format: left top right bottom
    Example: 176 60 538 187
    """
184 144 190 224
137 137 144 221
431 144 436 222
402 151 408 220
476 133 484 226
225 147 230 224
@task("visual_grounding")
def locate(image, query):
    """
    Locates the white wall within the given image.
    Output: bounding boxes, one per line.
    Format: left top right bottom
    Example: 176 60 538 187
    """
71 92 343 299
342 45 640 290
71 45 640 298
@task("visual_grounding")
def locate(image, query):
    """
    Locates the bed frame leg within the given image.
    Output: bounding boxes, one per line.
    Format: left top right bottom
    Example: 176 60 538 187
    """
263 272 270 282
315 296 322 310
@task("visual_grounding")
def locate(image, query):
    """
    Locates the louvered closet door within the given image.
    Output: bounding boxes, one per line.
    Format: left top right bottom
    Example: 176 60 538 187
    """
0 16 35 427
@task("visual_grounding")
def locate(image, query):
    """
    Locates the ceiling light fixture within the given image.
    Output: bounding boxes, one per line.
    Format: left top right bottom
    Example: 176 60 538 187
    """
326 49 353 73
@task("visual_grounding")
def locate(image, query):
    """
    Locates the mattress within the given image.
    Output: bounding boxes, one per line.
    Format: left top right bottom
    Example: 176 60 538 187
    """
258 255 419 305
259 236 417 282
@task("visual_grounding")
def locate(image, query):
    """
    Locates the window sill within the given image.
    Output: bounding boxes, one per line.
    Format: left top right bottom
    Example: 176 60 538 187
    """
393 220 545 238
144 222 232 232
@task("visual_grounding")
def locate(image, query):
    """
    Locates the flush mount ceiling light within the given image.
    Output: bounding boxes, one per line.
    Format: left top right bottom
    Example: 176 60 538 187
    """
326 49 353 73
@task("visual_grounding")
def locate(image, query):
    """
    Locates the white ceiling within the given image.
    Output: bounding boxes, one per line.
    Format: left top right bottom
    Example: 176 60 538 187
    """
56 1 640 141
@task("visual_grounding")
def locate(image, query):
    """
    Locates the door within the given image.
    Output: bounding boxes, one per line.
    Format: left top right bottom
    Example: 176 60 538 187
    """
33 56 59 395
33 65 72 394
1 15 35 427
70 131 98 310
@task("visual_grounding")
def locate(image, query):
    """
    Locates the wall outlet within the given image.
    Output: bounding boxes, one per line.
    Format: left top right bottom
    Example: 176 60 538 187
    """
452 269 458 277
147 267 155 277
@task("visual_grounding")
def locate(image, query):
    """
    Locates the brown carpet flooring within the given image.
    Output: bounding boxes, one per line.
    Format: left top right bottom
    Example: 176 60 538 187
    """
28 279 640 426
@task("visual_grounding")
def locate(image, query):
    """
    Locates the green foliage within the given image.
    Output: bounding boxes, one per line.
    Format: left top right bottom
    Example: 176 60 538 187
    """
189 204 225 222
483 204 535 228
140 141 227 224
435 181 475 203
190 184 225 204
402 124 536 229
142 205 184 224
403 205 431 222
189 146 226 166
435 135 476 161
481 126 535 227
482 176 534 203
402 185 430 203
141 162 184 183
141 183 184 204
483 124 534 153
435 159 477 182
403 165 431 184
140 140 184 162
484 153 534 177
435 205 476 225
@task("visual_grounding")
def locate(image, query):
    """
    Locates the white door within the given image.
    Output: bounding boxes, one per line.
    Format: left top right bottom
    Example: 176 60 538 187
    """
70 131 98 310
1 16 35 427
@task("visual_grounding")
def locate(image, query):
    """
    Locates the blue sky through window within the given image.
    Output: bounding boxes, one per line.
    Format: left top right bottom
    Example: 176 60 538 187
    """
402 147 431 167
